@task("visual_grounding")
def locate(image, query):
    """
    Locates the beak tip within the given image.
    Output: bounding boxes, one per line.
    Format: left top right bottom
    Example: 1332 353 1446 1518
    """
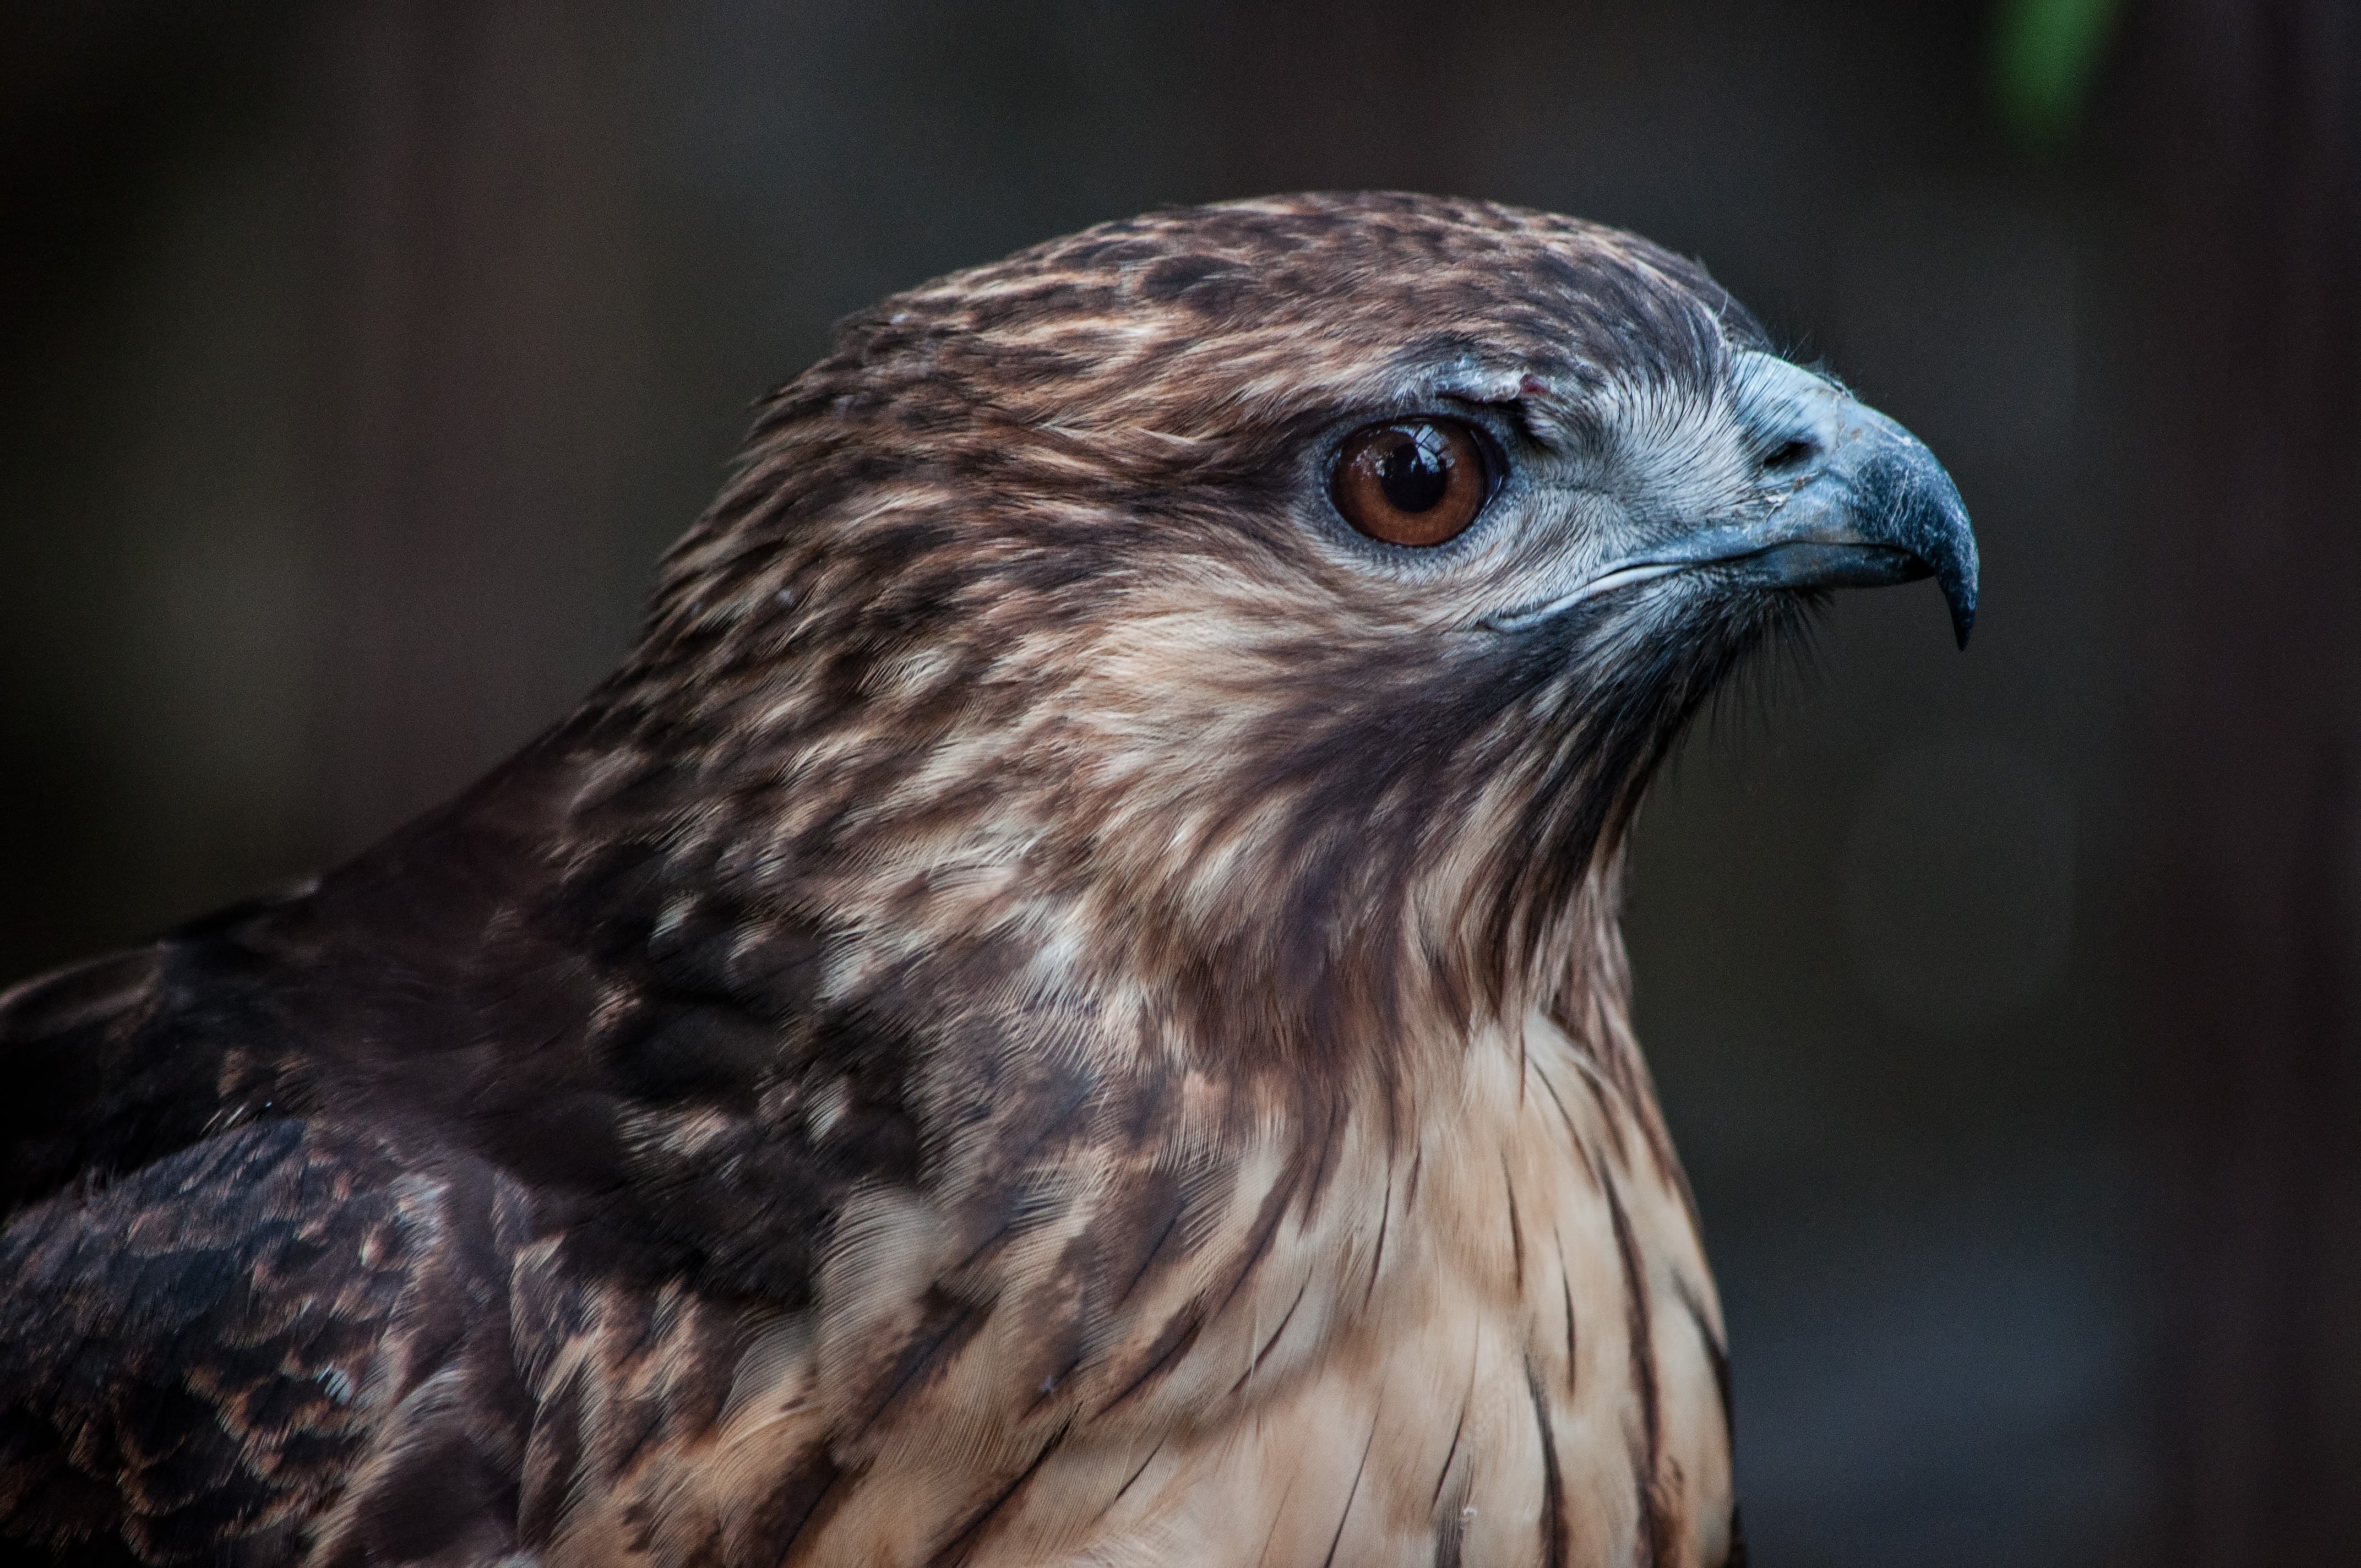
1936 514 1978 650
1827 418 1979 654
1909 472 1977 652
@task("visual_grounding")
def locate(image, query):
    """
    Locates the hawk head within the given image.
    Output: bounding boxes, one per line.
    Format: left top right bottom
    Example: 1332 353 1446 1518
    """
587 191 1974 1095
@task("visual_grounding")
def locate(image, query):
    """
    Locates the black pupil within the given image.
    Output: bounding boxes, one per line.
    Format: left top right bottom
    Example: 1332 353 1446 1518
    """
1375 426 1451 513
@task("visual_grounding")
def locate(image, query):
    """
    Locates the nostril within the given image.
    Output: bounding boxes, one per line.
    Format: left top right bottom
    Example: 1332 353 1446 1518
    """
1765 437 1818 471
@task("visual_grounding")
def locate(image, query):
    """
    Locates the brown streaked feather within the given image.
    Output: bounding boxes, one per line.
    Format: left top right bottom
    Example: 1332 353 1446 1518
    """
1524 1357 1570 1568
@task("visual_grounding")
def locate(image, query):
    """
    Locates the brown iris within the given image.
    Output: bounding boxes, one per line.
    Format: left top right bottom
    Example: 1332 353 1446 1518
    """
1331 418 1492 547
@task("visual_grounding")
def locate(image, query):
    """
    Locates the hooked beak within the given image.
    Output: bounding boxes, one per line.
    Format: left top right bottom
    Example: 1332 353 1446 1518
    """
1492 353 1981 648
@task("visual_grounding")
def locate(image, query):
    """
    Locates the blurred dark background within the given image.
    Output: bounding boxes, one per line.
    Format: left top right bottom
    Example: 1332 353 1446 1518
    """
3 2 2353 1563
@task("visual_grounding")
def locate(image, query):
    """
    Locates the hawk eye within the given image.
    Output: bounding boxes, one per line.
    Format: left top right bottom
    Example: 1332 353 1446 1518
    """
1331 418 1493 547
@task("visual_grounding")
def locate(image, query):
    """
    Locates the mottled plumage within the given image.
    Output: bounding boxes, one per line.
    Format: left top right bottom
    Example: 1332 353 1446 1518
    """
0 193 1973 1567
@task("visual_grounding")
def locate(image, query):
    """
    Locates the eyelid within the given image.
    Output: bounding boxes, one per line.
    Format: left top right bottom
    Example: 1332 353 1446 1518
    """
1435 394 1534 456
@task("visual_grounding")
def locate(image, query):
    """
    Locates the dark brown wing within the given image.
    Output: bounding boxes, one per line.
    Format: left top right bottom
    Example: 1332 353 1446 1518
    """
0 896 303 1226
0 1120 423 1567
0 895 542 1568
0 730 940 1565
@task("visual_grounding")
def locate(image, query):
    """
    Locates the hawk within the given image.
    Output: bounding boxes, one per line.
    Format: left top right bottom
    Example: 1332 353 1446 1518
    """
0 193 1974 1568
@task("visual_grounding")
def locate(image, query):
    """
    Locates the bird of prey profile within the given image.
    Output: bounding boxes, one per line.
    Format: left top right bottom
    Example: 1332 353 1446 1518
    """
0 193 1974 1568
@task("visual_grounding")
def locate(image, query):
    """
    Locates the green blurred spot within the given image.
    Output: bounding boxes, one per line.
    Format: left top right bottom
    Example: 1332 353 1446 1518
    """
1992 0 2123 147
